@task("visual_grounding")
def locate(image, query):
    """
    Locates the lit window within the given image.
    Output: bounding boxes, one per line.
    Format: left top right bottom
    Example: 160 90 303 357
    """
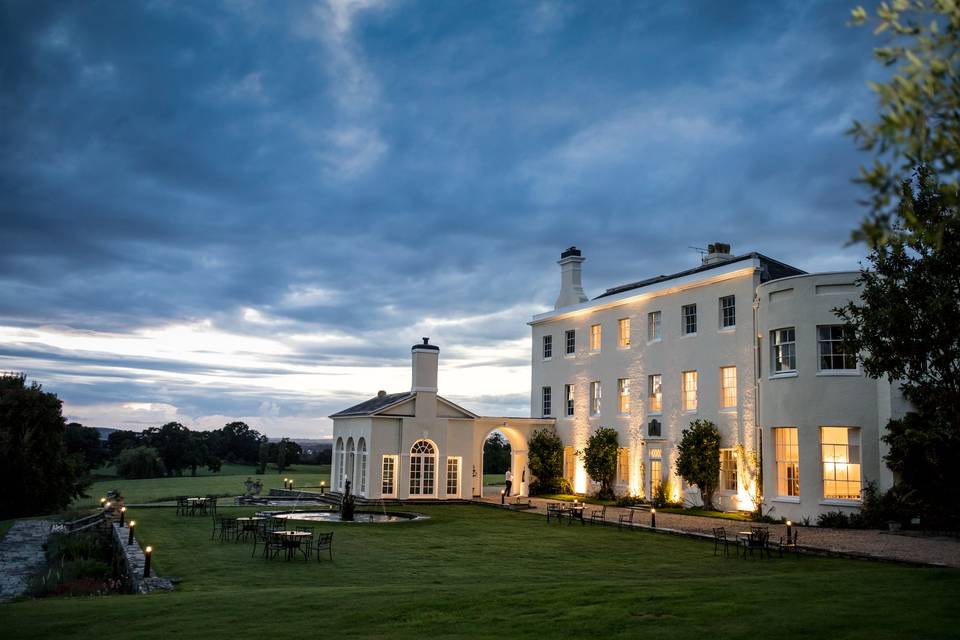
817 325 857 371
618 378 630 413
590 381 601 415
409 440 436 496
682 304 697 335
446 457 461 497
720 366 737 408
720 295 736 329
590 324 602 351
381 455 398 497
565 384 574 417
648 374 662 413
357 438 368 494
618 318 631 347
541 386 552 417
618 448 630 483
649 448 663 495
821 427 861 500
774 427 799 497
542 335 552 359
648 310 662 341
771 327 796 373
647 418 661 438
565 329 576 355
682 370 698 411
720 449 737 492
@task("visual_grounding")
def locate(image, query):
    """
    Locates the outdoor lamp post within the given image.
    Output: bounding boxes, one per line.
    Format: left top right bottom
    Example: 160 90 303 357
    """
128 521 136 545
100 497 106 507
651 508 656 528
786 520 793 540
320 481 326 495
501 489 506 505
143 546 152 578
120 506 126 525
289 479 294 490
283 477 288 489
104 501 111 511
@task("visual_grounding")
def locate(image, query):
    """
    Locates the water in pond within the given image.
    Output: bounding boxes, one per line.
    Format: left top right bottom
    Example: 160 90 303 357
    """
270 511 427 523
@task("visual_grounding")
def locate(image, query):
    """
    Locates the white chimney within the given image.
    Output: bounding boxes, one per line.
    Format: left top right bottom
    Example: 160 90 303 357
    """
411 337 439 393
702 242 733 265
554 246 588 310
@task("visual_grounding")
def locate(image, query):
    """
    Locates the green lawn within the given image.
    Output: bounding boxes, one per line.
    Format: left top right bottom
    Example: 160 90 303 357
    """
3 499 958 638
75 464 330 508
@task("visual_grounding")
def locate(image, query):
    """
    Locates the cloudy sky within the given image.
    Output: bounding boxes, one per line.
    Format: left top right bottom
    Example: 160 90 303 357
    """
1 0 883 438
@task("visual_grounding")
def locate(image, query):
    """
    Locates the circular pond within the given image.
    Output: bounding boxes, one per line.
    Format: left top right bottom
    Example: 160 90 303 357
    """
269 510 428 523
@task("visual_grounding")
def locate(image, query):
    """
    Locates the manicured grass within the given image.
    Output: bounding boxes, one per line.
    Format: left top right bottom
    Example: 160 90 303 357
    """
539 493 615 506
5 502 958 639
75 464 330 508
483 473 504 486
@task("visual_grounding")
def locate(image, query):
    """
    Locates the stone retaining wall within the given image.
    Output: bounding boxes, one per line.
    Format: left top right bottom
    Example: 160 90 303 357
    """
111 524 174 594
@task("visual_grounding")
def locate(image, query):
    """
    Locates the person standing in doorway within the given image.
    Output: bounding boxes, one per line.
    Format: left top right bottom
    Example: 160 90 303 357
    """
505 469 513 497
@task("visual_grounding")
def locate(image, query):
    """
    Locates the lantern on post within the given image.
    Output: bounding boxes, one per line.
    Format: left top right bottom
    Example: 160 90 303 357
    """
128 521 136 545
144 546 153 577
651 508 656 528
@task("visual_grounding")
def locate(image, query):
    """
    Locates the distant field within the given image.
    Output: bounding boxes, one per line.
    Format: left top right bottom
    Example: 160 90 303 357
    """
75 464 330 508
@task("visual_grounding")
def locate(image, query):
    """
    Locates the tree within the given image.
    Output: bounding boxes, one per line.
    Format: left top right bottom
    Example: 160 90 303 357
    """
142 422 192 476
107 429 140 459
483 432 511 474
276 440 287 473
675 419 721 510
63 422 109 472
849 1 960 246
214 421 264 464
258 439 270 474
527 428 566 495
839 167 960 521
115 446 166 479
187 431 221 477
579 427 618 499
0 373 89 518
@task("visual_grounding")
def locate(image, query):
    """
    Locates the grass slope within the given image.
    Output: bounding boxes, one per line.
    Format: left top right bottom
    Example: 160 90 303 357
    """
75 464 330 508
4 501 958 639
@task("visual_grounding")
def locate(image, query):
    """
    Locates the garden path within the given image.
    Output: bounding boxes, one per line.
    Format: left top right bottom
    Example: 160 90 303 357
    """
478 495 960 568
0 520 52 602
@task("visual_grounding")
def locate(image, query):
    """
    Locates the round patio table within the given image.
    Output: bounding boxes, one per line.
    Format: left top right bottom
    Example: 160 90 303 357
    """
270 530 312 561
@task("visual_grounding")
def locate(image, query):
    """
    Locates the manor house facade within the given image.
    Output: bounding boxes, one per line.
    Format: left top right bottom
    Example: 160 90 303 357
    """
530 244 904 521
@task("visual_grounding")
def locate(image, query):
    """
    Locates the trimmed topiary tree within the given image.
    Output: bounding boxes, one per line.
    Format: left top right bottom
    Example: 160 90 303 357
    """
676 419 721 509
580 427 618 500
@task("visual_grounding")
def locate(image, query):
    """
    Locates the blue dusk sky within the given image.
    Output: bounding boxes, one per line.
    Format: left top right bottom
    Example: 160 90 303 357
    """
1 0 883 438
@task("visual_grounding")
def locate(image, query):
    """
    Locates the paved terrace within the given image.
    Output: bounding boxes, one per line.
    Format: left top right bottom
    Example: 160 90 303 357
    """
476 494 960 569
0 520 53 602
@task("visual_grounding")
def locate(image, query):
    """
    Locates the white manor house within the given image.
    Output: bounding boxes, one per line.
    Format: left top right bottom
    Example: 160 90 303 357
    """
331 243 905 522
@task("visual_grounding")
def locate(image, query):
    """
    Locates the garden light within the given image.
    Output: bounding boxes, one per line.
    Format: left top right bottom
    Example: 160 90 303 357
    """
500 488 505 505
120 506 127 525
128 521 136 545
651 508 656 528
786 520 792 540
144 546 152 577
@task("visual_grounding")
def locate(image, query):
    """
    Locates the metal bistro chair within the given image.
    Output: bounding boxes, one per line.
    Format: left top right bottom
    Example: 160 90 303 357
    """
589 505 607 526
774 528 800 558
740 528 770 559
218 515 238 542
306 532 334 563
205 496 218 516
618 509 635 530
251 525 278 559
712 527 731 556
546 503 563 524
176 496 190 517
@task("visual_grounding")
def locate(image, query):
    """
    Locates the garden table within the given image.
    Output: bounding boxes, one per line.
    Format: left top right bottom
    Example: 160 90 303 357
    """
270 530 312 561
235 516 267 541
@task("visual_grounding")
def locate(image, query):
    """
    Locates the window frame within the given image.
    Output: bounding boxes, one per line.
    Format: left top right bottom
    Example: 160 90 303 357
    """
773 427 800 498
720 366 737 409
564 383 574 417
816 325 858 373
565 329 576 355
647 374 662 414
719 448 738 492
681 303 697 336
618 317 631 348
381 454 398 498
446 456 462 498
821 426 862 501
541 386 552 417
681 370 698 412
617 377 630 414
647 310 662 342
589 323 602 352
542 334 553 360
719 295 736 329
770 327 797 375
589 380 601 416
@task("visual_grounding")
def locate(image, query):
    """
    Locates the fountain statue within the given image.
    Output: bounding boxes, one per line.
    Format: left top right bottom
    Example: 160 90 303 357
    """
340 478 356 521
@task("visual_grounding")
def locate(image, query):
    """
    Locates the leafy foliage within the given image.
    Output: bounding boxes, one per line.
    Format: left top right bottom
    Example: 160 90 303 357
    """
63 423 109 472
839 168 960 523
0 373 89 518
849 1 960 246
675 419 721 509
114 446 167 479
579 427 618 499
527 429 567 495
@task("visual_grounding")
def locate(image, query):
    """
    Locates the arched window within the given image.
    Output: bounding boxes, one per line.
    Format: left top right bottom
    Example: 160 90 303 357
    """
335 438 344 491
409 439 437 496
346 438 356 491
357 438 368 495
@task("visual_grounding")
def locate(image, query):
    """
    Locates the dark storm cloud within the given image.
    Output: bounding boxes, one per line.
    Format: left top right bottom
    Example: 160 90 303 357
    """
0 0 883 432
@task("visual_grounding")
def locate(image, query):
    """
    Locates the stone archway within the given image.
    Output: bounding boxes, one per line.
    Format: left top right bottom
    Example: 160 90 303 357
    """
472 418 554 498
